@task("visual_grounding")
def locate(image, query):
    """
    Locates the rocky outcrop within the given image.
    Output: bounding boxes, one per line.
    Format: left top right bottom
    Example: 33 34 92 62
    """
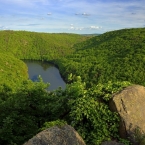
23 124 86 145
101 141 125 145
109 85 145 145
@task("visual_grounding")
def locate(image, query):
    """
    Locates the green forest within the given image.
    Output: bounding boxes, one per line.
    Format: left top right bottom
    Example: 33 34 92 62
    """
0 28 145 145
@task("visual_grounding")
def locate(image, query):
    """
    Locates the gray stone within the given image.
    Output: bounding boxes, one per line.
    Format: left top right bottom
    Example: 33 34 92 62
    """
109 85 145 145
23 125 86 145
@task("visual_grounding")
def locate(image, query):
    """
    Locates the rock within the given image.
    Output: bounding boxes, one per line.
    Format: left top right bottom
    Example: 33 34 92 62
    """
101 141 125 145
23 124 86 145
109 85 145 145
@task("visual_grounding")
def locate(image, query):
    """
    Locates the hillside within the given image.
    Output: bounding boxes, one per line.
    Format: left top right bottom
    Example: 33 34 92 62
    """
0 30 89 61
58 28 145 86
0 52 28 87
0 28 145 145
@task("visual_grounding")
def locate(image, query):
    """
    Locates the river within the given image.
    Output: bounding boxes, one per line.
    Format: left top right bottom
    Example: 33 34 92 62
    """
23 60 66 91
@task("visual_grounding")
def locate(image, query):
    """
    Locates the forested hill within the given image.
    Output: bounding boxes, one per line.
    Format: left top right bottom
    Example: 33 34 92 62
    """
0 52 28 88
0 28 145 145
0 28 144 86
0 30 89 60
58 28 145 86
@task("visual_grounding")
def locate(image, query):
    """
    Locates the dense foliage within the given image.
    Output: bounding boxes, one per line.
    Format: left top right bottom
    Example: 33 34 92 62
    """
0 30 89 60
0 76 131 145
0 28 144 86
58 28 145 86
0 28 145 145
0 52 28 87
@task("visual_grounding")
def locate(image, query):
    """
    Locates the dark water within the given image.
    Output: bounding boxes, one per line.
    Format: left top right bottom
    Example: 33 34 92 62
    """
23 60 66 91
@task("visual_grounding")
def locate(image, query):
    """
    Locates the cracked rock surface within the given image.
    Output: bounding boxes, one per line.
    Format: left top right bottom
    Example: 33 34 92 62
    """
109 85 145 145
23 125 86 145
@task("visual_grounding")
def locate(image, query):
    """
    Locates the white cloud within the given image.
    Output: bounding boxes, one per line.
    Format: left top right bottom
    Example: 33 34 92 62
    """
90 26 99 29
0 0 145 33
69 25 102 31
0 25 9 30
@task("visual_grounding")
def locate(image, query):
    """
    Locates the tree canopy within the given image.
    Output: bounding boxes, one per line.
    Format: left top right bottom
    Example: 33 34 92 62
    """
58 28 145 86
0 28 145 145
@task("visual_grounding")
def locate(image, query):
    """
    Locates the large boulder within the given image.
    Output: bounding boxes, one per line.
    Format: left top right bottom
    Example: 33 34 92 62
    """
109 85 145 144
23 124 86 145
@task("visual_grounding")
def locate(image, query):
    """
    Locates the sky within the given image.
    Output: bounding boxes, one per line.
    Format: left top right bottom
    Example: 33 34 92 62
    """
0 0 145 34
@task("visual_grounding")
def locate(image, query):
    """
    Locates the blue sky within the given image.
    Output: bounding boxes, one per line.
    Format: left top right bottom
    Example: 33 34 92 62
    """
0 0 145 34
